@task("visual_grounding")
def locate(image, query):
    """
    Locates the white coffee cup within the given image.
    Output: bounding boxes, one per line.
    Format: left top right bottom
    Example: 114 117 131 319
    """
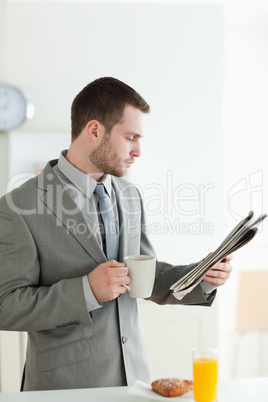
123 255 156 298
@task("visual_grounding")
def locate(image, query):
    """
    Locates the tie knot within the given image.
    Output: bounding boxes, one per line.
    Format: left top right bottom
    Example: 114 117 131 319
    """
95 183 106 199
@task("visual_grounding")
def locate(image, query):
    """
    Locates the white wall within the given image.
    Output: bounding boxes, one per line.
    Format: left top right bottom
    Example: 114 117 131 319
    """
220 0 268 379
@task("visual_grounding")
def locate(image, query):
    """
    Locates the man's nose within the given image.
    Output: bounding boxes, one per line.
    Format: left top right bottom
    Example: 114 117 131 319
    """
131 143 141 158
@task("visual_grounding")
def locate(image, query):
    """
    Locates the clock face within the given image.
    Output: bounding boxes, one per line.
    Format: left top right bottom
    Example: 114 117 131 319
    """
0 84 29 132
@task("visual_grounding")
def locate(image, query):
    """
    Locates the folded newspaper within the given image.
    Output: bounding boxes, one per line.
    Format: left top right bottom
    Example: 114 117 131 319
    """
170 210 267 300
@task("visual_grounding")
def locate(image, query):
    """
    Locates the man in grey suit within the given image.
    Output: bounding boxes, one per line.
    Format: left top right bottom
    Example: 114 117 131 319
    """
0 77 232 391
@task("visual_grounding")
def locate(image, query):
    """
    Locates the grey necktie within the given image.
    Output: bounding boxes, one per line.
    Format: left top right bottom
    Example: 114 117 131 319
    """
94 183 119 261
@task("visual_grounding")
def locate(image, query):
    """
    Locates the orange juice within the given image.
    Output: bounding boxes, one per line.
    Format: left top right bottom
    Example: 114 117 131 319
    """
193 358 218 402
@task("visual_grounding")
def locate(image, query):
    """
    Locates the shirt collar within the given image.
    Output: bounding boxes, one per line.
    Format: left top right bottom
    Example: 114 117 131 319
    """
57 150 112 198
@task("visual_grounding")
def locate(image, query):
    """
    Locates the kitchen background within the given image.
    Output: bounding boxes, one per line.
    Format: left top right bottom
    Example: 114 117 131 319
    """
0 0 268 392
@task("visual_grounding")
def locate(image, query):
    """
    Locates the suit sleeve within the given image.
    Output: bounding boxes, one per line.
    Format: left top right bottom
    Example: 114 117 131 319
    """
0 196 93 332
138 192 216 306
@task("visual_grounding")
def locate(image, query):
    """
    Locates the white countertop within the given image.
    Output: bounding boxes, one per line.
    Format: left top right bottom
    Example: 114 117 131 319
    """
0 378 267 401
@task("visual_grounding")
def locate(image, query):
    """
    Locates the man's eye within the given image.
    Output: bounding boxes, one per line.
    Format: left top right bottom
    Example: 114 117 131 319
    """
127 137 134 142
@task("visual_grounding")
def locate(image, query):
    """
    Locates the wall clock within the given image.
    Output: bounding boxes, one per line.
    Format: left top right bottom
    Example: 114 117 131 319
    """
0 84 34 132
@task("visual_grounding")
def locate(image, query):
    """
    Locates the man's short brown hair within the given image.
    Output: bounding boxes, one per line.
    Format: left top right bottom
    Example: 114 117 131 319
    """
71 77 150 141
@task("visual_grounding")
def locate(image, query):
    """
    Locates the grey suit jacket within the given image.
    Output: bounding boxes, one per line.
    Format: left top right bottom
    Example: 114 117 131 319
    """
0 160 215 391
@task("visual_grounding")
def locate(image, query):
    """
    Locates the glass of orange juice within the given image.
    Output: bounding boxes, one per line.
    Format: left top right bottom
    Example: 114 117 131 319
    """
192 348 218 402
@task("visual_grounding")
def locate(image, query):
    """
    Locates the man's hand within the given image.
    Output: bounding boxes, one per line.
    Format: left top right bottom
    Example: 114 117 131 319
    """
203 254 233 287
87 260 130 302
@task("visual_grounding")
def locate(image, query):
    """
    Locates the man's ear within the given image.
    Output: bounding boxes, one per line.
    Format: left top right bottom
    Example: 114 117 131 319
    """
86 120 104 142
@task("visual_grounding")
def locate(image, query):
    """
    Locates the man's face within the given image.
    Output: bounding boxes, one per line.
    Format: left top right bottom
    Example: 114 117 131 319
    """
90 105 144 177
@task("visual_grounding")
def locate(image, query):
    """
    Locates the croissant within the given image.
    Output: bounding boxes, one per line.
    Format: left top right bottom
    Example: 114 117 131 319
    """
151 377 193 397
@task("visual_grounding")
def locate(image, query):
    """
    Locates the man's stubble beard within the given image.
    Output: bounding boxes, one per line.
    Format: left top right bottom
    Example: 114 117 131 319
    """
89 135 126 178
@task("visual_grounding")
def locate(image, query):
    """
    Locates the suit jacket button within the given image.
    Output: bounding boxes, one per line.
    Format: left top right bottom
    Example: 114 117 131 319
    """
122 336 127 344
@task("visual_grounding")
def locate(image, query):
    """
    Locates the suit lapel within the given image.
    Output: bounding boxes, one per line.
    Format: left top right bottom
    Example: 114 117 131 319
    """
38 161 106 265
